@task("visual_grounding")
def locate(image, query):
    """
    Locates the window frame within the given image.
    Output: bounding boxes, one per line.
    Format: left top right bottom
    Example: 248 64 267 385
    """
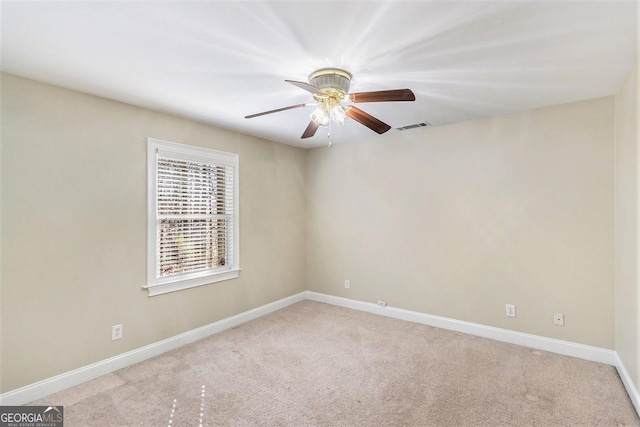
145 138 240 296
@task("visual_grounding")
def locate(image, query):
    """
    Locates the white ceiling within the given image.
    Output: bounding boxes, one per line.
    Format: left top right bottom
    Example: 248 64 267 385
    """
1 1 637 148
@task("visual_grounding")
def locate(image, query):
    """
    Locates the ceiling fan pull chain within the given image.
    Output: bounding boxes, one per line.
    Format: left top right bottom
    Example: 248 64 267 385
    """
327 122 332 147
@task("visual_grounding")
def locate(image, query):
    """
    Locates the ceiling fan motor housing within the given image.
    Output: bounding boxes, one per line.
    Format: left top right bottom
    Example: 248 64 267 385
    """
309 68 352 94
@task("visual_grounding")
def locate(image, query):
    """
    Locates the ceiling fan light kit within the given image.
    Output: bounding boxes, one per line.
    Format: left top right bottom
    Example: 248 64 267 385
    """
245 67 415 141
308 68 351 129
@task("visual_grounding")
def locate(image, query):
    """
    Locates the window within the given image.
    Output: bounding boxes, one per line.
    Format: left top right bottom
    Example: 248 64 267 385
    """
146 138 239 296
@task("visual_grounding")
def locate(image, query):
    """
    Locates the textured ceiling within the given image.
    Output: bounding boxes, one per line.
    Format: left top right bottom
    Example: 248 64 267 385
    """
1 1 637 148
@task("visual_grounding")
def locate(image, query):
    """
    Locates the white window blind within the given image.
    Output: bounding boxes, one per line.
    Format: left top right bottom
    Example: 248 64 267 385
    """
147 139 239 296
156 158 234 276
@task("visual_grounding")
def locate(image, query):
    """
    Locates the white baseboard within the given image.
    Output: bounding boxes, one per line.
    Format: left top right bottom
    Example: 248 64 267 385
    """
305 291 617 365
0 292 307 406
614 353 640 416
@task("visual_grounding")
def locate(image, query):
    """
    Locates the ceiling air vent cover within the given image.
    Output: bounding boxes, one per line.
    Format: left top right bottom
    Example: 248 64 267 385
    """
397 122 431 131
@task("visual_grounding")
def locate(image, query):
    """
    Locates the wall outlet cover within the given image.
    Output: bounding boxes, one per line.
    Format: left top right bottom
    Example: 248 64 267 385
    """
112 324 123 340
554 313 565 326
506 304 516 317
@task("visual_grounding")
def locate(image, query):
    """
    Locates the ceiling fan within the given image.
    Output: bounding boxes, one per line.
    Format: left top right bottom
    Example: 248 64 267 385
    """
245 68 415 139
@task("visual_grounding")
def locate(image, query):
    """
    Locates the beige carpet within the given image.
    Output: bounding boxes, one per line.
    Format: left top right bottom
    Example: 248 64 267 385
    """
31 301 639 426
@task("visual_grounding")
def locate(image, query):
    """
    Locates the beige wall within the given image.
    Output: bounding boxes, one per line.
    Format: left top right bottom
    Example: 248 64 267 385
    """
615 63 640 391
0 73 307 392
307 97 615 349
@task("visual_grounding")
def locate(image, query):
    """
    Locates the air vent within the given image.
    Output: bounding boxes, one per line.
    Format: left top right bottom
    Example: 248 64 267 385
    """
396 122 431 131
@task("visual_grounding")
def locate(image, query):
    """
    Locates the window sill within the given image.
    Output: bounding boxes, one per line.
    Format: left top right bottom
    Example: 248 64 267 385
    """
144 269 240 296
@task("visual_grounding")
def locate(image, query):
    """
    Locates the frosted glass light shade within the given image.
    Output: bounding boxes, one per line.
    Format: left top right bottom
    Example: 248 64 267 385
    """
310 107 330 127
331 105 346 126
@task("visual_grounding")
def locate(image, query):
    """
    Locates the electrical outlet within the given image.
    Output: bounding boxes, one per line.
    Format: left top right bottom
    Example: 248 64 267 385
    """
344 279 350 289
112 324 123 340
377 299 387 308
554 313 564 326
506 304 516 317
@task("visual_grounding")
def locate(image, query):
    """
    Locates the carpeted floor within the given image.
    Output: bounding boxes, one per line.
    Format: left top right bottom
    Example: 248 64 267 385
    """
31 301 639 426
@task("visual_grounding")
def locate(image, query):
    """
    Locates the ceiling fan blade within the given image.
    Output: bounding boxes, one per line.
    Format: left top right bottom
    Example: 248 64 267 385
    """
345 106 392 134
349 89 415 103
301 121 319 139
245 103 308 119
285 80 320 95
